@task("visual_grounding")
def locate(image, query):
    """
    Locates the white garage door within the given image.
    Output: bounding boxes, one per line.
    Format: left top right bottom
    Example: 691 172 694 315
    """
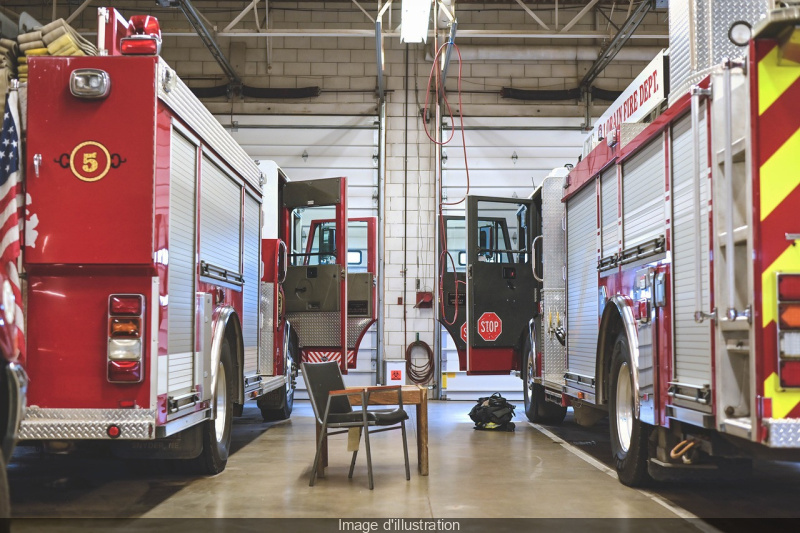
218 114 380 391
439 116 586 399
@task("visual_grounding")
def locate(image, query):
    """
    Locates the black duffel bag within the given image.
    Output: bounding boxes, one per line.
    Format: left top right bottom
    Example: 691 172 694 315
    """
468 393 516 432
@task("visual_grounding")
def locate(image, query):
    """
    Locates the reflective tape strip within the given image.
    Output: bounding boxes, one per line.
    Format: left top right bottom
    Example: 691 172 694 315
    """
758 45 800 115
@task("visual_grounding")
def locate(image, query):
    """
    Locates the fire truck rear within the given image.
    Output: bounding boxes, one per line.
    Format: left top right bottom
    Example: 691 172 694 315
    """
450 1 800 485
14 9 307 474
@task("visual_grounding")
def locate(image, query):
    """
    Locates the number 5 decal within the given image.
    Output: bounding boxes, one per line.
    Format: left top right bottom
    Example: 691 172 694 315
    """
69 141 111 182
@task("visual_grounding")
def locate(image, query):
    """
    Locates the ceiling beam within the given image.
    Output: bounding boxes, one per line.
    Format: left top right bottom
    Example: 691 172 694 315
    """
352 0 376 24
513 0 549 31
579 0 655 89
65 0 94 25
175 0 242 89
560 0 600 33
222 0 260 33
152 29 665 39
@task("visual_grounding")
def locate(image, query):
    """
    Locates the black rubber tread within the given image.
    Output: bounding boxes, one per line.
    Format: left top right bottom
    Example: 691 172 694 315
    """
608 332 651 487
185 338 234 475
522 337 567 425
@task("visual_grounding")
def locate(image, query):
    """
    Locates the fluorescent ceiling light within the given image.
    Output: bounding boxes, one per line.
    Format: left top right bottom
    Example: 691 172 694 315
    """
401 0 432 43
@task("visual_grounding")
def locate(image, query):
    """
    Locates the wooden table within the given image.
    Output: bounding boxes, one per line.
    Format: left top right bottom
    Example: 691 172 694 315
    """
316 384 428 476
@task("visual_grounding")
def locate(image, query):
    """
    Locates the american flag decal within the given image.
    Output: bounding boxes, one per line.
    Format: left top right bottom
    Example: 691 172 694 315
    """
0 90 25 359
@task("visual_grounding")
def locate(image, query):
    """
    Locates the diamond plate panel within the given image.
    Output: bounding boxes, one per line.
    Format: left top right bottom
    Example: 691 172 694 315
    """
669 0 770 105
542 288 567 384
766 419 800 448
542 175 565 291
620 123 649 149
669 0 692 106
287 311 340 347
19 407 157 440
259 283 275 376
348 317 373 349
710 0 769 67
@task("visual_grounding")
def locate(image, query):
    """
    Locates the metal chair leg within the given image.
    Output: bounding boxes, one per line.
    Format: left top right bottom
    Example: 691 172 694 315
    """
348 427 362 479
310 420 329 487
362 415 374 490
400 419 411 481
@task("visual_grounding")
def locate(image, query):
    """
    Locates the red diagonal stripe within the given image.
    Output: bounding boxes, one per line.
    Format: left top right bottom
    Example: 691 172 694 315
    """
758 75 800 164
760 182 800 268
755 40 776 64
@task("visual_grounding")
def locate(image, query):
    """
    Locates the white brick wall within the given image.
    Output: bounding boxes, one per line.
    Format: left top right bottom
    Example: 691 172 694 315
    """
29 1 664 384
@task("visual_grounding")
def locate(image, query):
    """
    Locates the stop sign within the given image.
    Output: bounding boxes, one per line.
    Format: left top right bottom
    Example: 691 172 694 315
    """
460 322 467 343
478 312 502 342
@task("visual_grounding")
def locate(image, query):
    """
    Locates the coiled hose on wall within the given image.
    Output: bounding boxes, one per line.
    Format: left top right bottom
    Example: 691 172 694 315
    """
406 336 435 384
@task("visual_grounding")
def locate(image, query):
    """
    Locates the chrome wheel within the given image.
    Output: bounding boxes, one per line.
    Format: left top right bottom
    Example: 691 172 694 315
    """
525 345 535 405
214 361 228 442
615 361 633 454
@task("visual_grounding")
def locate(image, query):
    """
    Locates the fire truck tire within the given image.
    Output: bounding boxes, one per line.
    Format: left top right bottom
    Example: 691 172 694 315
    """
0 454 8 519
523 337 566 424
189 338 234 475
609 332 651 487
258 340 298 421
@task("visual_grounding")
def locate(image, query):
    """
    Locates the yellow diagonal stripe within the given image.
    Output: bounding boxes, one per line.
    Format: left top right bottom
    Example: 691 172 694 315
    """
764 372 800 419
760 128 800 220
762 245 800 327
759 45 800 115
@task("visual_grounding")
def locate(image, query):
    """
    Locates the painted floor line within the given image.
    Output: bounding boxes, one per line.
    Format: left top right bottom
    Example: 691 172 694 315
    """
528 421 721 533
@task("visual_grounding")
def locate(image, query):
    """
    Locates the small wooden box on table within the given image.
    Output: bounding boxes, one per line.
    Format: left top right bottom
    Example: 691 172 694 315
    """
315 384 428 477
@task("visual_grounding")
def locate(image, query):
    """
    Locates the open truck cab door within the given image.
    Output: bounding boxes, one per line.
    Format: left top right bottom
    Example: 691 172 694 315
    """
303 217 378 371
281 178 377 374
461 195 540 373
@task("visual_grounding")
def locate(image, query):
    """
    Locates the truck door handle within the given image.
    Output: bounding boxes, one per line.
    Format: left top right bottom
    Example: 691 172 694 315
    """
532 235 543 282
33 153 42 177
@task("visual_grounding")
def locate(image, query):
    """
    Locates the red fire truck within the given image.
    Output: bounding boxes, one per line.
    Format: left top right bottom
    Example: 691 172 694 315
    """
444 2 800 485
15 8 376 474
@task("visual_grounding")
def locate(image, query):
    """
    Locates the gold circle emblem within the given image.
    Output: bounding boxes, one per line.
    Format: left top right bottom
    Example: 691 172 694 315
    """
69 141 112 182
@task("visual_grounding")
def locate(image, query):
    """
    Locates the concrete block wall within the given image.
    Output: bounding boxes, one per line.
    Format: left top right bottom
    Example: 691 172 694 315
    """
22 1 665 383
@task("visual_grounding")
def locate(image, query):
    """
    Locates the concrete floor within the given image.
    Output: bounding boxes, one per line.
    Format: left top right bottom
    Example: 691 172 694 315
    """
11 400 688 521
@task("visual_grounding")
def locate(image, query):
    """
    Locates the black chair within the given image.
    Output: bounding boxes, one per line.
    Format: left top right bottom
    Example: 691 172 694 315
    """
302 361 411 489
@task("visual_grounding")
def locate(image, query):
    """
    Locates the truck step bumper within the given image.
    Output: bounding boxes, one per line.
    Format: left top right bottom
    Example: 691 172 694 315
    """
19 407 157 440
765 418 800 448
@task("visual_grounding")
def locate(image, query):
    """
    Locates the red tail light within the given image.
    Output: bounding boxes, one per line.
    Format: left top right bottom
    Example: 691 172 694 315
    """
110 295 142 315
108 294 145 383
781 361 800 388
779 275 800 301
108 361 142 383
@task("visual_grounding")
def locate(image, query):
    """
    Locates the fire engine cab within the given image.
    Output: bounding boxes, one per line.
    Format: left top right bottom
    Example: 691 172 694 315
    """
15 8 376 474
442 1 800 485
